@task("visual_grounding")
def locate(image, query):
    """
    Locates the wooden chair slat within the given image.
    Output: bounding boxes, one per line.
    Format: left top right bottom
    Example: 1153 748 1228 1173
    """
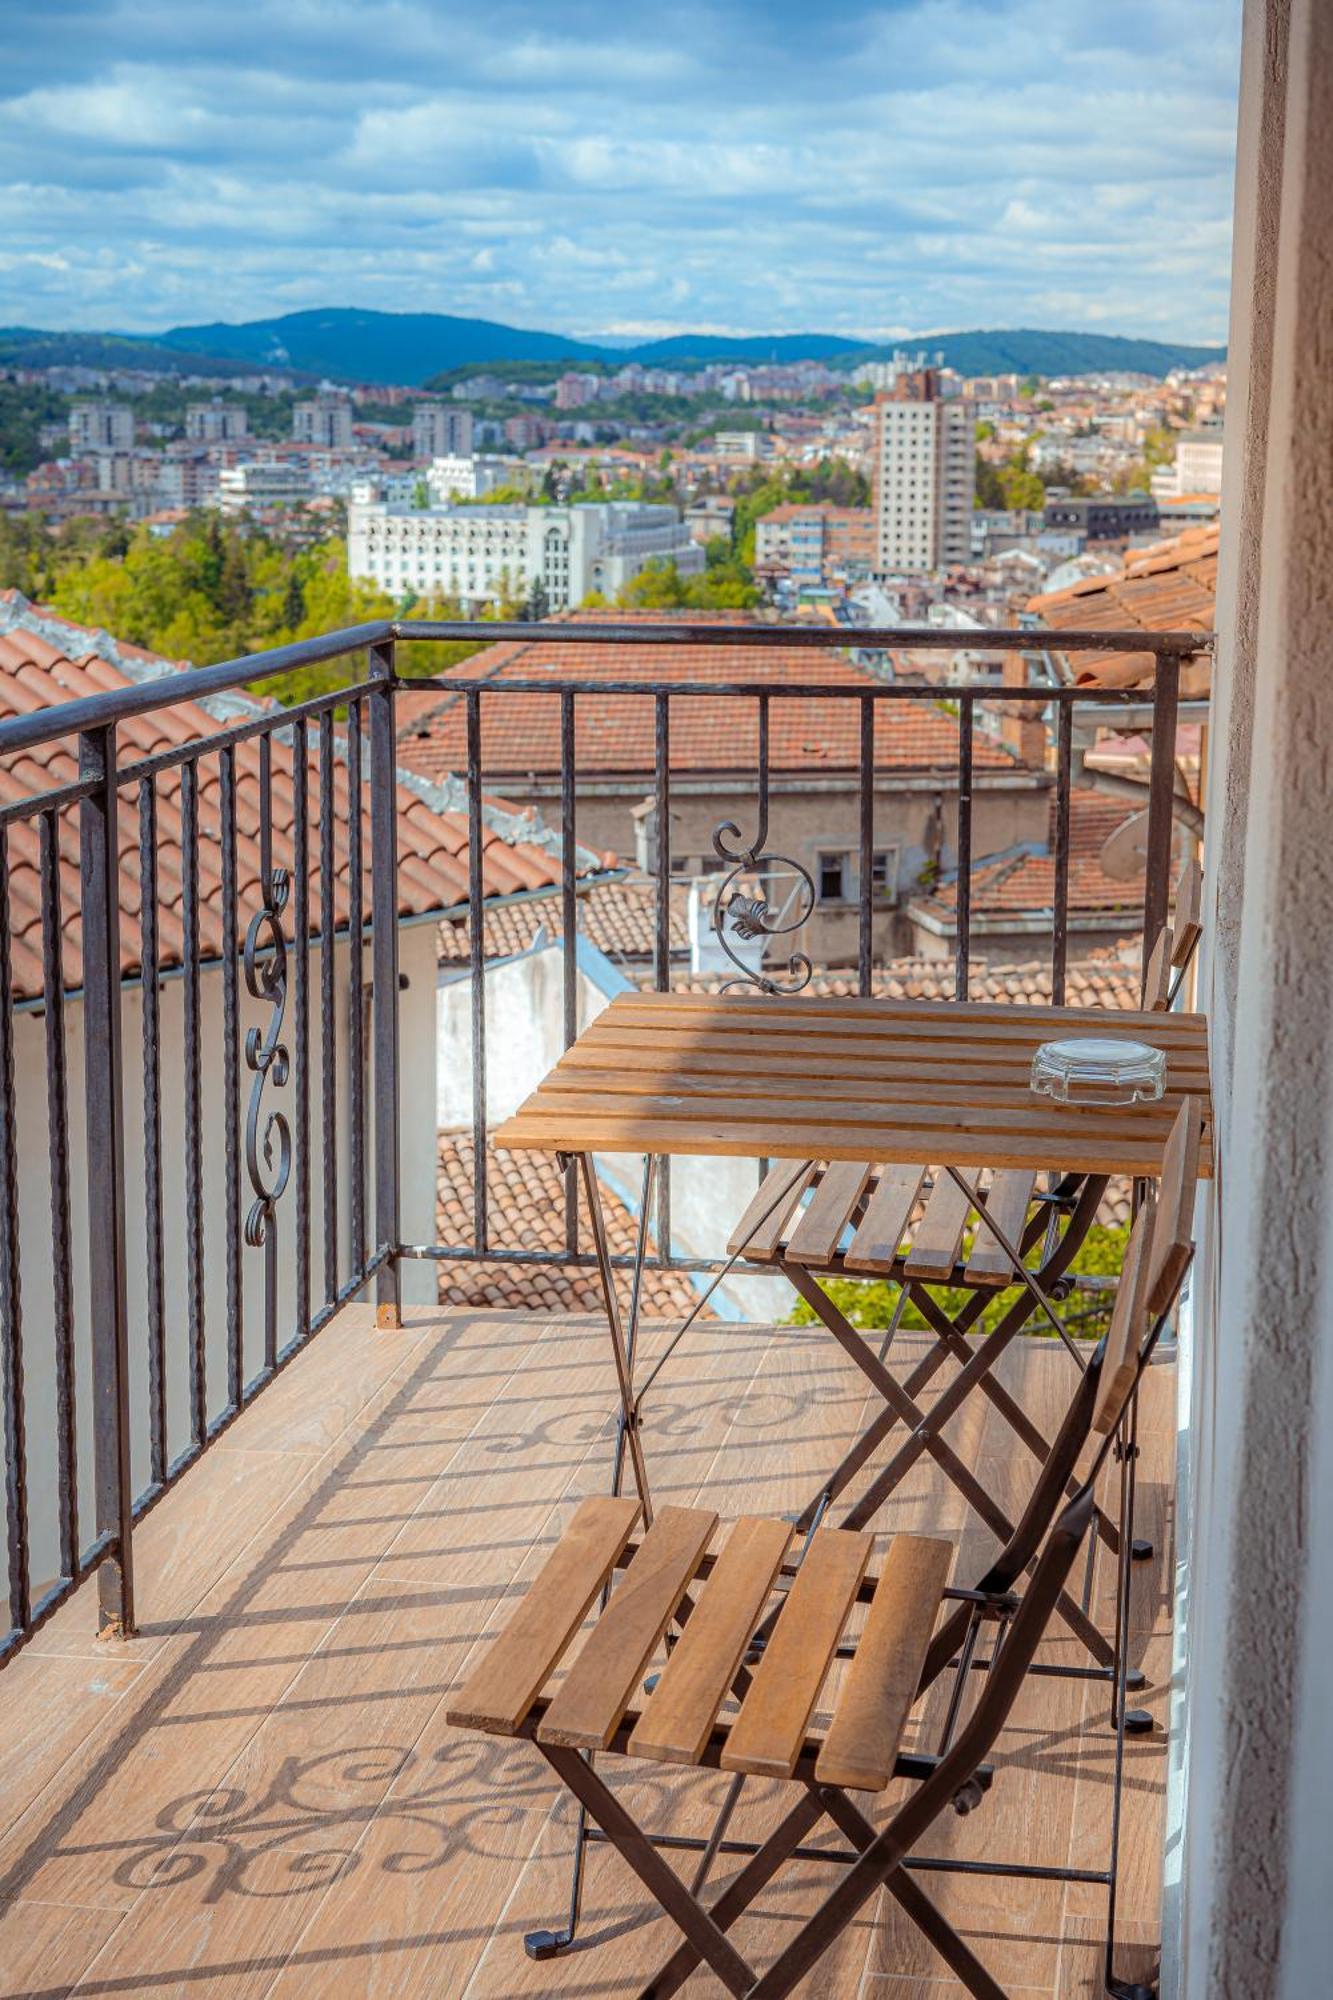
1143 927 1173 1011
843 1165 925 1274
721 1528 875 1780
535 1505 718 1752
784 1161 875 1265
816 1534 954 1792
1172 857 1203 967
446 1496 642 1736
964 1170 1037 1285
727 1160 816 1262
628 1516 794 1767
902 1172 975 1280
1145 1096 1202 1316
1091 1201 1157 1437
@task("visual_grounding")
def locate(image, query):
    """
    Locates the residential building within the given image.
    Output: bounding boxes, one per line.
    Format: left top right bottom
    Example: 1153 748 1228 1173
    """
292 394 354 448
1169 424 1225 498
347 501 704 611
217 460 313 514
425 453 527 501
1042 493 1160 542
411 402 474 460
554 371 603 410
754 503 876 586
185 400 249 443
713 430 775 462
684 495 737 545
67 401 134 454
871 370 975 575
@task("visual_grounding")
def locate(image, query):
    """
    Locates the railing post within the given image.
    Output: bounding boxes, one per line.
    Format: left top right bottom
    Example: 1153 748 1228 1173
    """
78 725 135 1637
1142 651 1181 961
369 640 402 1329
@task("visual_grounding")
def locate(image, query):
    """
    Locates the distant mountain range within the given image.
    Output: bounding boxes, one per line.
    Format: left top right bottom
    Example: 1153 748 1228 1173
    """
0 310 1225 386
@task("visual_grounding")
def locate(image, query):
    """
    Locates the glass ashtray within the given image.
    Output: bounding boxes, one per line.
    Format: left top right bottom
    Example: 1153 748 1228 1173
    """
1030 1037 1166 1106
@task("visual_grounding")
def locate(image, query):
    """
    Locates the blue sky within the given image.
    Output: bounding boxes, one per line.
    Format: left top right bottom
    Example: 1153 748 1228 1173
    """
0 0 1242 342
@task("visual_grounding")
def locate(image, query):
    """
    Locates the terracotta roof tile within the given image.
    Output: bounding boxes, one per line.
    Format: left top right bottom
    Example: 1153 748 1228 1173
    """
435 1132 708 1318
0 598 605 1003
1027 525 1217 696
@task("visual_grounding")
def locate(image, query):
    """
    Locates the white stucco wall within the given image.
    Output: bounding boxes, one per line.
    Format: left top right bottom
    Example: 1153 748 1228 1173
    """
1178 3 1333 1994
5 923 438 1617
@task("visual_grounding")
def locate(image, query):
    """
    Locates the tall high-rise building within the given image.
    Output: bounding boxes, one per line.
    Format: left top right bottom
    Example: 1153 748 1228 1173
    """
412 402 474 459
871 370 974 575
68 402 134 454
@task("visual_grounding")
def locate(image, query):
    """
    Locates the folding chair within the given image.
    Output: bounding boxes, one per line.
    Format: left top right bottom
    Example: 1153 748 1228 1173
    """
448 1102 1201 1999
723 854 1207 1680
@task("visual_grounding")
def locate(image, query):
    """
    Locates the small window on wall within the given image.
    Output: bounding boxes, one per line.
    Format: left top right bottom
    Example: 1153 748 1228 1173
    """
871 848 901 903
817 851 851 903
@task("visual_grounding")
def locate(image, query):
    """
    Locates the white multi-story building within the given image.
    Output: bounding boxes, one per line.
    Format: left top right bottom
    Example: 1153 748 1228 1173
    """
68 402 134 454
426 454 528 502
1173 424 1225 496
185 400 249 443
871 370 974 575
412 403 474 460
217 460 313 514
347 501 704 611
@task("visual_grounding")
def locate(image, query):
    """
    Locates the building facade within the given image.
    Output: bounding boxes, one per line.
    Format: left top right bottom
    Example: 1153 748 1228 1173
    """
347 501 704 610
755 503 876 586
68 401 134 453
292 395 354 448
871 370 974 575
412 402 474 460
185 400 249 443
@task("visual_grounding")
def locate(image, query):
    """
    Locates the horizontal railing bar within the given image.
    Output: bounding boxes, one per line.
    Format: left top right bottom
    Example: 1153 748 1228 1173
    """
113 677 381 789
394 619 1212 655
0 774 103 830
0 623 390 758
394 675 1176 704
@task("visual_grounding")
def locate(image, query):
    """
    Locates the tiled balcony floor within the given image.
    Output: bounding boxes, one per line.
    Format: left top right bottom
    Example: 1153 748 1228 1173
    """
0 1303 1173 1998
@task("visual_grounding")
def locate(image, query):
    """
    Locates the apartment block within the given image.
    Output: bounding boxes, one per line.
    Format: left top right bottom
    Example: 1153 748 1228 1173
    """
426 454 529 502
412 402 474 460
347 500 704 611
68 401 134 454
185 400 249 443
292 395 354 448
754 503 876 586
871 371 974 575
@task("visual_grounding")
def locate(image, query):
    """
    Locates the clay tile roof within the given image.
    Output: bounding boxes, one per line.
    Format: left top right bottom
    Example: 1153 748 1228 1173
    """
0 595 610 1003
436 1132 708 1318
1027 524 1217 697
680 946 1143 1012
439 872 689 967
395 611 1029 783
908 787 1146 926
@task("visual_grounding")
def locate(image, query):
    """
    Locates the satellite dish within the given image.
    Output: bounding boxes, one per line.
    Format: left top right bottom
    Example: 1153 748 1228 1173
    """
1100 810 1150 881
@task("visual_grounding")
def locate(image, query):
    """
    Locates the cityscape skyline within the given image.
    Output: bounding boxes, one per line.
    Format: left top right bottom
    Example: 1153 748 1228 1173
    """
2 0 1242 343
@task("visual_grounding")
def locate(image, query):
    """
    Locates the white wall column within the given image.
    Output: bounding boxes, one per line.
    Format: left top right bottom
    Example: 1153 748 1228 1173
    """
1183 1 1333 1992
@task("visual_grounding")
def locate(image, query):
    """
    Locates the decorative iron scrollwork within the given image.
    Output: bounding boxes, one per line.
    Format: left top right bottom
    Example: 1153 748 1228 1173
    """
708 822 815 996
243 868 292 1251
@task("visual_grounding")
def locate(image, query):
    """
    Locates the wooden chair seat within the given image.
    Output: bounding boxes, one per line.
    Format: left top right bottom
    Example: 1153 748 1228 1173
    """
727 1158 1040 1289
447 1500 953 1793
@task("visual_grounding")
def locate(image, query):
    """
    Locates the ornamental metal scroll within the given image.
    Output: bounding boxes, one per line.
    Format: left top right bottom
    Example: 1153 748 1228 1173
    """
244 865 292 1360
708 818 815 996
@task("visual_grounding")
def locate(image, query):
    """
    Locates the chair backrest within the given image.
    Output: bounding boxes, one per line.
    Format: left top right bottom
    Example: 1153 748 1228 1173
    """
1091 1196 1157 1436
1171 855 1204 969
1145 1094 1203 1316
1142 925 1173 1010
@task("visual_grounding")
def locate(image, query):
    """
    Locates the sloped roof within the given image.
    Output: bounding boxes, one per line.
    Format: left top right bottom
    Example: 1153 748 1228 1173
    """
1027 524 1217 697
0 595 610 1003
395 611 1029 783
439 873 690 967
436 1132 708 1319
678 949 1143 1011
907 787 1145 930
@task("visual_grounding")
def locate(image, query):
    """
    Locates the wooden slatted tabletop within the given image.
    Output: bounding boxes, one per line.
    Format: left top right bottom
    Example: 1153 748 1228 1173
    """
495 991 1214 1179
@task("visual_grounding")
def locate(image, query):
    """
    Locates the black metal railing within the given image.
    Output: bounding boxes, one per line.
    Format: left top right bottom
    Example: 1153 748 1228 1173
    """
0 616 1207 1667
